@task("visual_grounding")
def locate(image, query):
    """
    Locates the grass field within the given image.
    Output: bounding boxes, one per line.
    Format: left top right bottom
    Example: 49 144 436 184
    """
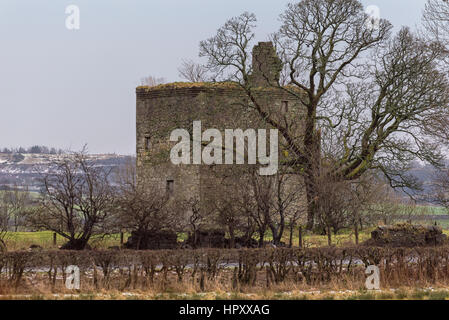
5 227 449 250
2 228 373 250
1 230 363 250
3 231 124 251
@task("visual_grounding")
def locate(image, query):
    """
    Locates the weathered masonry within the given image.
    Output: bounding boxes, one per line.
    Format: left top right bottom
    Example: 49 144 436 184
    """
135 42 305 219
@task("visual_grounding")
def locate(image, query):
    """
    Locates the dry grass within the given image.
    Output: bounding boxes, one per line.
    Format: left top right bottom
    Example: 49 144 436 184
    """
3 229 374 251
2 247 449 300
2 286 449 300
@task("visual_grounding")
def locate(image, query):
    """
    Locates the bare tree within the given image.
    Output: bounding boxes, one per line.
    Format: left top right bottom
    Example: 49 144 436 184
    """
0 185 31 251
199 1 449 230
245 170 273 247
248 169 304 246
113 160 183 249
26 149 114 250
0 184 30 232
423 0 449 43
0 195 11 251
313 163 351 246
423 0 449 71
182 196 216 248
344 175 388 244
431 166 449 212
207 166 262 248
211 166 304 247
140 75 166 87
212 178 246 249
370 184 413 226
178 59 209 82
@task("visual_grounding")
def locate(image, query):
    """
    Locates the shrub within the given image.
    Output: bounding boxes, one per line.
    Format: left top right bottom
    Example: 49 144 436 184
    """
1 246 449 293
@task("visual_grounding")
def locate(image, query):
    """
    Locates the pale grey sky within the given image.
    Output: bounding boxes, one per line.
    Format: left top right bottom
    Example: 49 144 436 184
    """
0 0 428 154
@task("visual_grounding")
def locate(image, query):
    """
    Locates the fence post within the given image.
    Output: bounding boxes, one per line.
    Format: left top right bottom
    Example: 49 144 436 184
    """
120 232 124 247
298 226 303 248
53 232 57 246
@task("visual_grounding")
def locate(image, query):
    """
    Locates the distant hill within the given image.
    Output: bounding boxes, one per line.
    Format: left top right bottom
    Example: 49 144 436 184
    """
0 152 445 197
0 153 134 192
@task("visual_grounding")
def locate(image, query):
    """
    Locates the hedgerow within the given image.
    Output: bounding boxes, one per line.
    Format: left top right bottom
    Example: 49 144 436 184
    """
1 247 449 293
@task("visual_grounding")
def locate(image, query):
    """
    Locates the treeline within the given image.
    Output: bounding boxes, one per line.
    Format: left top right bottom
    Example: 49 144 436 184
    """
0 146 66 155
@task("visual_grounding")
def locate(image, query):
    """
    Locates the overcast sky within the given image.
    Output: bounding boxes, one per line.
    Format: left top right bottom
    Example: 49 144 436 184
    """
0 0 428 155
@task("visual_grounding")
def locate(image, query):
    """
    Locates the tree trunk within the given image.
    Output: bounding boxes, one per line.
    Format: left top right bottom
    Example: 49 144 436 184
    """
327 226 332 246
354 223 359 245
229 225 235 249
60 238 89 250
288 222 295 248
305 182 317 230
0 239 6 252
277 214 285 244
270 225 281 245
304 126 321 231
258 230 265 248
136 234 142 251
192 226 198 249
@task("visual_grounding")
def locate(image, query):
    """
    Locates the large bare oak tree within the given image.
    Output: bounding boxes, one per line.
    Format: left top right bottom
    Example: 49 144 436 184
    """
198 0 449 230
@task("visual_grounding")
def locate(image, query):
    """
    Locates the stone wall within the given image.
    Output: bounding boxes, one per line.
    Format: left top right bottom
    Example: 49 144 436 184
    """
135 42 307 230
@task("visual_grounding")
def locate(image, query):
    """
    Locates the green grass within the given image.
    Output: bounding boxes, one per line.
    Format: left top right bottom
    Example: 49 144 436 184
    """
412 290 429 300
1 229 371 250
3 231 124 250
0 190 39 199
346 292 375 300
428 290 449 300
4 223 448 251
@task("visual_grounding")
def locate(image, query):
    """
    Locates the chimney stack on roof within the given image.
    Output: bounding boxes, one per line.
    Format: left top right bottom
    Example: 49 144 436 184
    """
250 42 282 87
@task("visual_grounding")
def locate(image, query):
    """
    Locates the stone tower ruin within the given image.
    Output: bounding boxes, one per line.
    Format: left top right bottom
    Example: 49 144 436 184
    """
135 42 304 223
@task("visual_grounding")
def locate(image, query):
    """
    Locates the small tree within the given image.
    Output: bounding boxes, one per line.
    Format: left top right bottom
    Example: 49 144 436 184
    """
113 161 183 249
371 185 409 226
178 59 209 82
0 196 10 251
344 175 385 244
431 166 449 213
182 197 215 248
213 190 244 249
423 0 449 45
210 165 304 247
1 184 31 232
26 149 114 250
313 166 350 246
140 75 166 87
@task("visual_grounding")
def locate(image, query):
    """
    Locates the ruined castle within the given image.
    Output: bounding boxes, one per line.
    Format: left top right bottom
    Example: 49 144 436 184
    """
135 42 305 217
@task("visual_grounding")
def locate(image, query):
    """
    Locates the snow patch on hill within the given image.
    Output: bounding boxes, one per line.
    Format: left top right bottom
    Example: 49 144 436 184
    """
0 153 133 191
